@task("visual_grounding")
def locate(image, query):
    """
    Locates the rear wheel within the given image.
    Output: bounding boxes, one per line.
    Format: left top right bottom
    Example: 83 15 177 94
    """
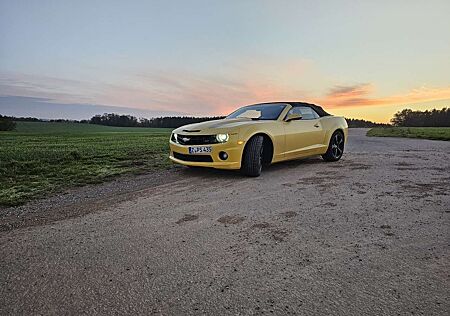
322 130 345 162
241 135 264 177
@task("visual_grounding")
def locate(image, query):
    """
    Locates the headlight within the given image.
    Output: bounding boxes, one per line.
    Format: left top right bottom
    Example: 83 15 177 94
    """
216 133 229 143
172 133 178 143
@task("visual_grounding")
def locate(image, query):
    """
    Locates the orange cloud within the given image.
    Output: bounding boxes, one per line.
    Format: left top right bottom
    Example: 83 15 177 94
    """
2 70 450 119
318 84 450 109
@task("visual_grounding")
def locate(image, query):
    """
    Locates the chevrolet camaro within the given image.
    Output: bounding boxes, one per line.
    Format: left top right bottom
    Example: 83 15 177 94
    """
169 102 348 176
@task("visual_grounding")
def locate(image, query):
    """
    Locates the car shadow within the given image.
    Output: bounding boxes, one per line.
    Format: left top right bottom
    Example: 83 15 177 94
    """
264 156 324 173
176 165 243 179
175 156 325 179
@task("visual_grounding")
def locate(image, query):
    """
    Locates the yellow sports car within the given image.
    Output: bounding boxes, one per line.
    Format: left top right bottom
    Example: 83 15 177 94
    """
169 102 348 176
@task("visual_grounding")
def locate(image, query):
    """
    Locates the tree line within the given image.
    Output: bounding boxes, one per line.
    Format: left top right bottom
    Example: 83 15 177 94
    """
346 118 387 128
391 108 449 127
89 113 226 128
1 107 449 131
1 113 384 129
0 113 225 130
90 114 388 128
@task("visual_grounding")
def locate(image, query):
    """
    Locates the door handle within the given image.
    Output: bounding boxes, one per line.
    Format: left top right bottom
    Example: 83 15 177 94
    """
314 123 320 128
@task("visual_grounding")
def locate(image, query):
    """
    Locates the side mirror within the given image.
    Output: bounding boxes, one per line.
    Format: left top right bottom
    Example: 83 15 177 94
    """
285 113 302 122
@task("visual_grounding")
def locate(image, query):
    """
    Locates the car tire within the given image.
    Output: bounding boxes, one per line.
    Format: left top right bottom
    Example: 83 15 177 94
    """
241 135 264 177
322 130 345 162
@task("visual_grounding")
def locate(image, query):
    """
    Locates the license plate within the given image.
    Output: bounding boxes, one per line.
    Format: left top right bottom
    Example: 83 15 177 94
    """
189 146 212 154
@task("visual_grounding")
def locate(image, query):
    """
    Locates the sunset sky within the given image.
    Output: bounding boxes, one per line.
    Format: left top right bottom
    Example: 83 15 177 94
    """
1 0 449 122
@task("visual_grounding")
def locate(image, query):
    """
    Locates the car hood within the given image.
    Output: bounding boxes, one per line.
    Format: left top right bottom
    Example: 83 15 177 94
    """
172 118 262 134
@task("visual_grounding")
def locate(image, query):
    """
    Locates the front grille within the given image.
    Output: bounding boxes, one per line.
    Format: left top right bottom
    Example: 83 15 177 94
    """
175 134 217 145
173 152 213 162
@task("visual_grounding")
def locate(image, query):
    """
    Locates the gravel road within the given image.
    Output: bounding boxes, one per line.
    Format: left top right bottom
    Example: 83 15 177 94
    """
1 129 449 315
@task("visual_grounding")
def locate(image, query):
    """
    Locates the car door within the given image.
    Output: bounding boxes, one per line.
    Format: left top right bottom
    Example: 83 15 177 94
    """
283 106 326 159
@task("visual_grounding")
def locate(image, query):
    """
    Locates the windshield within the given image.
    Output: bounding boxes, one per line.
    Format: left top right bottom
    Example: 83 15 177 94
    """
226 103 287 120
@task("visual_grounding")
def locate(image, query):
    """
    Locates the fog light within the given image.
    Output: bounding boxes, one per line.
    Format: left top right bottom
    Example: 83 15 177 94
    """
219 151 228 160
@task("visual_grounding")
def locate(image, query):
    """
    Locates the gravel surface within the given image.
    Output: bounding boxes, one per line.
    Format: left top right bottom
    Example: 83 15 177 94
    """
0 169 181 232
1 129 449 315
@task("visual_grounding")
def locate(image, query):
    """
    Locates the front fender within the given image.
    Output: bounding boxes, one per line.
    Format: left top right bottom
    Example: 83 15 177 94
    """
321 117 348 145
238 122 284 162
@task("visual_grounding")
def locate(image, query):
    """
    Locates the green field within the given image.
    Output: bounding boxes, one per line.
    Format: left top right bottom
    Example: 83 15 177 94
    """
0 122 172 206
367 127 450 141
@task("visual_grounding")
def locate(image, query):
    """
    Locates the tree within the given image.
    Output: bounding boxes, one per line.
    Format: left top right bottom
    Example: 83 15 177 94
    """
391 108 449 127
0 117 16 131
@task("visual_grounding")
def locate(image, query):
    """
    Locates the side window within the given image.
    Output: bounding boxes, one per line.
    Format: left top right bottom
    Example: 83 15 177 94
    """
287 106 319 120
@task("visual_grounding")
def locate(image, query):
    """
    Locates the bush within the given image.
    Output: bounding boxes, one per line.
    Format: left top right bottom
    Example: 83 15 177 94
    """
0 118 16 131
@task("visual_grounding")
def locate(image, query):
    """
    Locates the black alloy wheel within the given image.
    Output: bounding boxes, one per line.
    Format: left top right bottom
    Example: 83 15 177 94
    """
322 131 344 162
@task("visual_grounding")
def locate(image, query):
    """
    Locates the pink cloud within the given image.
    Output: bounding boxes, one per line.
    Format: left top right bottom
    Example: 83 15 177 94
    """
2 67 450 118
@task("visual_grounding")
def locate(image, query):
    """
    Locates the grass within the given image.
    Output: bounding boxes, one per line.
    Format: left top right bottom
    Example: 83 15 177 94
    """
0 122 172 206
367 127 450 141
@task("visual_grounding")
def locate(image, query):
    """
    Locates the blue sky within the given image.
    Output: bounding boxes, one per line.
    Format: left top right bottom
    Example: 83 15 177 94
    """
1 0 449 121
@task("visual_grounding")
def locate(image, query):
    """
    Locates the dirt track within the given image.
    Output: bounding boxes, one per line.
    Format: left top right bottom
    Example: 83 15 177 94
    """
1 129 449 315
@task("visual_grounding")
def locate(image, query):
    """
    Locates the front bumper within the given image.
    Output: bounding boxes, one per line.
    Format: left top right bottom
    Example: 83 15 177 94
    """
169 136 245 170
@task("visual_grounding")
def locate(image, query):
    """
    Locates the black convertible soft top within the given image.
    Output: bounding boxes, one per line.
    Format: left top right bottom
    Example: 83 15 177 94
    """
257 101 331 117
